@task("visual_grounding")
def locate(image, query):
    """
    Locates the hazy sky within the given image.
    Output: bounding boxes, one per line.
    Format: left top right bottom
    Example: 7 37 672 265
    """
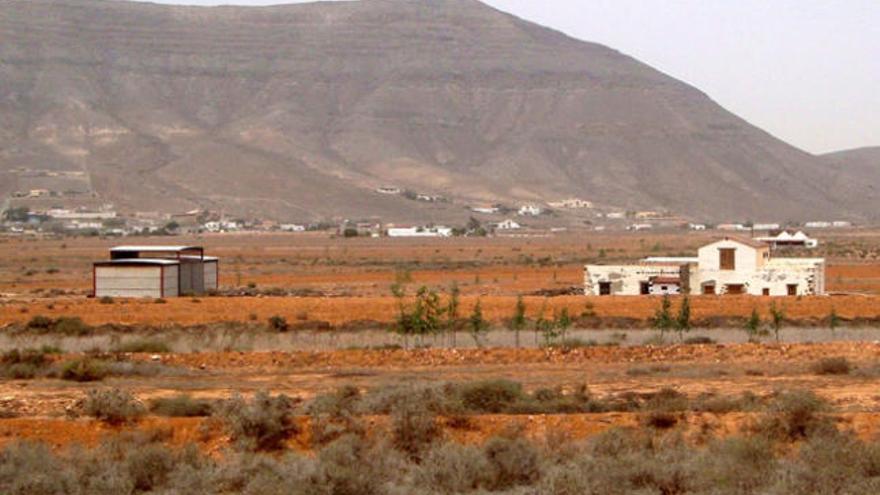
131 0 880 154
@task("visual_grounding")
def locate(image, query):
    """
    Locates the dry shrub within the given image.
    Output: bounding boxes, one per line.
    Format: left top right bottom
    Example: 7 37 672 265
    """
756 389 831 441
812 356 852 375
460 379 524 413
150 395 214 417
390 394 441 461
307 385 365 446
417 442 490 493
216 391 299 451
60 358 108 382
483 435 542 490
83 388 145 425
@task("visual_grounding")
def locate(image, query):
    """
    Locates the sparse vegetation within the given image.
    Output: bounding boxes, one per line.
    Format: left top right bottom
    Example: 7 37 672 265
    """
82 388 145 425
215 391 299 451
812 356 852 375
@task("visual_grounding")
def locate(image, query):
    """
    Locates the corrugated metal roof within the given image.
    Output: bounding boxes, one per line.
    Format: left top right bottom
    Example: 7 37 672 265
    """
110 246 202 252
94 259 180 266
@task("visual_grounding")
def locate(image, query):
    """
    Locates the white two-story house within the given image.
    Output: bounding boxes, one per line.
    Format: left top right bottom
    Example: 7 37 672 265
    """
585 237 825 296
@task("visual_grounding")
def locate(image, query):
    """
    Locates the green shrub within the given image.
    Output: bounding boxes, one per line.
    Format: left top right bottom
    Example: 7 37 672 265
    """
24 315 53 331
149 395 213 417
216 391 299 451
812 356 852 375
644 387 689 412
59 358 108 382
99 296 114 305
83 388 145 425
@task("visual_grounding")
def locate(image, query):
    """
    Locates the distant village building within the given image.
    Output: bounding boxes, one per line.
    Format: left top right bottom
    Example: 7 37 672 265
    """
495 219 521 230
203 220 241 233
387 226 453 238
47 207 117 220
626 224 653 231
547 198 593 209
717 223 748 231
605 212 626 220
832 221 853 228
804 221 832 229
517 205 542 216
376 186 401 195
471 206 500 214
93 246 219 298
754 231 818 249
585 237 825 296
279 224 306 232
752 223 781 231
689 223 707 231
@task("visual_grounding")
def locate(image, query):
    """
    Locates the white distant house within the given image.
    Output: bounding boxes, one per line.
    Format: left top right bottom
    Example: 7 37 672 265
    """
605 212 626 220
376 186 401 195
627 224 653 231
495 219 521 230
585 237 825 296
832 221 853 228
279 224 306 232
517 205 542 216
689 223 707 231
547 198 593 209
387 226 453 238
203 220 241 232
754 230 818 249
752 223 781 231
717 223 748 231
471 206 500 214
805 221 832 229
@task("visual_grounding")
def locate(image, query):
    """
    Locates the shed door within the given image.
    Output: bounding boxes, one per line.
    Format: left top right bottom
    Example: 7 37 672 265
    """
719 248 736 270
599 282 612 296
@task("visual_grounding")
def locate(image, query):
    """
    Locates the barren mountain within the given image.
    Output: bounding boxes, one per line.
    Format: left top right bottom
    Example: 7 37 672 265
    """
822 147 880 194
0 0 876 222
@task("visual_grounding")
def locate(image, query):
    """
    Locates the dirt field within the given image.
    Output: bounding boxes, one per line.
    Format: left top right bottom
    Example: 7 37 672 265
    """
1 230 880 453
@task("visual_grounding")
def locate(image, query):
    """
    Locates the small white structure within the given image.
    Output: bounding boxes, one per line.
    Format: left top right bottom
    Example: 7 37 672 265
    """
376 186 401 195
717 223 748 231
280 224 306 232
627 224 653 231
471 206 499 214
586 237 825 296
755 231 818 249
689 223 707 231
495 219 521 230
548 198 593 209
386 226 453 238
93 246 219 298
517 205 542 216
832 221 853 228
805 221 832 229
752 223 781 231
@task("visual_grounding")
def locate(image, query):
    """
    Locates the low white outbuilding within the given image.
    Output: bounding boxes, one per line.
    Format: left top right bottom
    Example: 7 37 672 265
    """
93 246 219 298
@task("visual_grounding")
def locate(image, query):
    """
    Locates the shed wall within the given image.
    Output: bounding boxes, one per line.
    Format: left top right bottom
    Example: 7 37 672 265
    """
95 266 164 298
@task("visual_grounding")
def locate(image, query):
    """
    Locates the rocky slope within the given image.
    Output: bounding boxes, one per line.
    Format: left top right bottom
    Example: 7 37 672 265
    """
0 0 875 222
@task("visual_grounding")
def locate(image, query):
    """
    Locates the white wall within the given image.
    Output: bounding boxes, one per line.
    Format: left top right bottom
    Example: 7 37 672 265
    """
585 265 683 295
163 265 179 297
204 261 218 291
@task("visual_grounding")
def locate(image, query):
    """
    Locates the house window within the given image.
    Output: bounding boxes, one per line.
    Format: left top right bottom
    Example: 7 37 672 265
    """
703 284 716 295
599 282 612 296
719 248 736 270
640 282 650 295
726 284 744 295
762 288 770 296
787 284 798 296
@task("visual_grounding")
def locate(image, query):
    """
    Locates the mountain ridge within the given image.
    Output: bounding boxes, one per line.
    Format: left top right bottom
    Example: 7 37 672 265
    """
0 0 876 222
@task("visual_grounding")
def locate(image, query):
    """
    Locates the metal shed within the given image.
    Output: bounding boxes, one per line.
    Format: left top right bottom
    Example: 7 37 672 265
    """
93 246 219 298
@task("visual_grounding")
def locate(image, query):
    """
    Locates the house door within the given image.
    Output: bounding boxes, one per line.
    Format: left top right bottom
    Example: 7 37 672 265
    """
599 282 612 296
640 282 650 295
762 288 770 296
787 284 798 296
